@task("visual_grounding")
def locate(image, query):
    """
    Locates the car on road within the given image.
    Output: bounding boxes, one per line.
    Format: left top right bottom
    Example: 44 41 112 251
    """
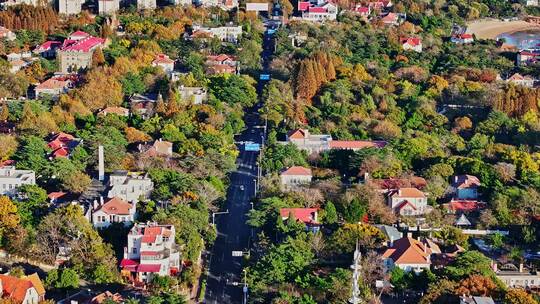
240 185 245 191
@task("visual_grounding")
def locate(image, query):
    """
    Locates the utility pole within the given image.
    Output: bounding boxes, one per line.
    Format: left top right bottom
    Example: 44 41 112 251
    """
242 269 248 304
349 240 362 304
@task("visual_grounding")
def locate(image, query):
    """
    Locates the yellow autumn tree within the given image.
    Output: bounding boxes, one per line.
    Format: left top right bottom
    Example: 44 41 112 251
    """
125 127 151 143
74 68 123 111
0 135 17 161
0 196 20 241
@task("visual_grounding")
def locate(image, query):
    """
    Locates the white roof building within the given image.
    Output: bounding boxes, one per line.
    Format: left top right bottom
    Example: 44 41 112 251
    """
107 170 153 203
0 166 36 196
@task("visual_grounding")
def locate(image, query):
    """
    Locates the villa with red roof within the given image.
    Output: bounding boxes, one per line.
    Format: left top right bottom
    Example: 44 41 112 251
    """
34 41 62 58
505 73 536 87
280 166 312 187
297 1 337 21
120 222 181 284
138 139 174 157
47 132 82 159
387 187 429 216
280 208 320 232
57 31 105 73
91 197 136 229
285 128 387 154
401 37 422 53
382 236 433 272
381 12 400 25
152 54 175 75
35 75 76 99
0 274 42 304
518 50 540 66
451 33 474 44
444 200 486 214
98 106 130 117
205 54 238 75
352 5 371 18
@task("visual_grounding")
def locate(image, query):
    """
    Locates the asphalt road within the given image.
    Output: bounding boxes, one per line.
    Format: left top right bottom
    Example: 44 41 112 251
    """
204 21 275 304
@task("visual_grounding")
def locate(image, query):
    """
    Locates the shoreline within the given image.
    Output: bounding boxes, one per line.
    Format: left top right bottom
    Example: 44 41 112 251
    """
466 19 540 40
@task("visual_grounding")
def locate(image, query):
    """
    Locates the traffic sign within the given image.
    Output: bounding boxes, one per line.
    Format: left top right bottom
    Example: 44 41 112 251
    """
259 74 270 80
232 251 243 257
245 143 260 151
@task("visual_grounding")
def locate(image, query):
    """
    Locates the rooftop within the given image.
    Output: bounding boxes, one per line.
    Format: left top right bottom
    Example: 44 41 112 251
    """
281 166 312 176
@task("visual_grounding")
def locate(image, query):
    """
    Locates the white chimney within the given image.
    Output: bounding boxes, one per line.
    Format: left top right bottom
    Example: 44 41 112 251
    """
98 145 105 181
100 196 104 205
519 263 524 273
93 199 98 210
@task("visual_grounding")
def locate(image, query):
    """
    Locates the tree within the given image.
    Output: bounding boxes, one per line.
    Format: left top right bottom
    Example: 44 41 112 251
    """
329 223 385 254
433 226 469 247
295 59 317 103
444 251 494 280
420 279 458 304
238 39 262 71
57 268 79 289
125 127 151 143
323 201 337 225
14 136 49 173
456 274 497 297
92 48 106 67
0 196 20 242
0 135 17 161
504 289 537 304
61 171 91 194
120 72 146 96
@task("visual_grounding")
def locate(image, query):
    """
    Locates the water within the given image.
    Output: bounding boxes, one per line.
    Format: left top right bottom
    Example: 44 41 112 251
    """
497 29 540 49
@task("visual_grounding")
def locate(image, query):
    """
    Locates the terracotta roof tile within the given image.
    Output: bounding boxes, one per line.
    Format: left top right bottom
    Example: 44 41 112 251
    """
96 197 133 215
382 237 430 264
0 274 35 303
281 166 312 176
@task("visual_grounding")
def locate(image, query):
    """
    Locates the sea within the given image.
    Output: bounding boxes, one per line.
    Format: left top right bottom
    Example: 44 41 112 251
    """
497 29 540 49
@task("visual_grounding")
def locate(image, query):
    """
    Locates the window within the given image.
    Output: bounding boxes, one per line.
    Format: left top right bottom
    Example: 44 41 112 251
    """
132 247 137 254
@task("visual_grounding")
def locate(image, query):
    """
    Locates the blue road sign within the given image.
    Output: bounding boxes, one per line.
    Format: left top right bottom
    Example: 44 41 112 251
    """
259 74 270 80
266 29 276 35
245 143 261 151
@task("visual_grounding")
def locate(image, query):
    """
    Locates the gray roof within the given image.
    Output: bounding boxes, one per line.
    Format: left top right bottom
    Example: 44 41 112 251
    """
375 225 402 242
460 296 495 304
455 213 471 226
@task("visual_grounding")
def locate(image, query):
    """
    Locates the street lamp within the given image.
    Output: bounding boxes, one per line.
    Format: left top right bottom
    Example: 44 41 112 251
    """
212 209 229 226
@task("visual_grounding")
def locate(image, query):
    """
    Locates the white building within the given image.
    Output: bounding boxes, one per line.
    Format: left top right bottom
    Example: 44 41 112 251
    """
280 166 312 187
496 263 540 289
451 33 474 44
382 236 435 273
387 187 428 216
0 26 16 41
505 73 536 88
137 0 156 9
178 86 207 104
35 75 75 99
401 37 422 53
152 54 175 75
98 0 119 15
58 0 83 15
285 129 386 154
107 171 153 203
120 223 181 283
300 3 337 22
0 166 36 196
191 25 243 43
91 197 136 229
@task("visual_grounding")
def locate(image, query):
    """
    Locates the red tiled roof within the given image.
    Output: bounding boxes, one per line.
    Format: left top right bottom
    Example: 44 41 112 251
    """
48 191 67 200
48 132 75 149
308 6 327 12
141 235 157 243
91 291 123 304
137 264 161 273
452 175 480 189
140 251 160 256
388 187 425 198
120 258 139 267
329 140 387 149
382 237 430 264
280 208 319 225
396 200 417 211
0 275 35 303
36 76 72 91
381 12 398 22
458 33 473 39
96 197 133 215
69 30 90 39
287 129 307 139
446 200 486 212
401 37 421 47
153 54 174 65
281 166 312 176
144 226 163 236
98 106 129 116
0 160 15 167
35 41 62 51
354 6 369 13
298 1 310 11
51 147 70 158
61 36 104 52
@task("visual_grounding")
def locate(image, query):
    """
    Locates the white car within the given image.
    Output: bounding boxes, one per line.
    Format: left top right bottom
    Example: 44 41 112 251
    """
240 185 245 191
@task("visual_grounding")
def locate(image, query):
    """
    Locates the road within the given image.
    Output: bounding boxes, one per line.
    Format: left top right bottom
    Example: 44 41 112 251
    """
204 19 276 304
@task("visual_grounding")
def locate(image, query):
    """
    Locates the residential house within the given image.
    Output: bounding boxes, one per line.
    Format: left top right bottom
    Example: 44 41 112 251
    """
495 263 540 289
297 1 338 22
368 175 427 193
506 73 536 87
0 26 16 41
401 37 422 52
375 225 402 245
285 128 386 154
280 166 312 187
451 33 474 44
205 54 238 75
6 52 34 73
91 197 136 229
57 31 105 73
98 106 130 117
368 0 392 9
518 50 540 66
190 25 243 43
47 132 83 159
451 174 480 200
34 75 76 99
443 200 486 214
23 274 45 302
280 208 320 232
178 86 207 104
381 12 400 26
527 0 538 6
0 274 41 304
58 0 84 15
351 5 370 18
138 139 174 157
98 0 119 14
91 291 124 304
120 222 181 283
381 236 433 272
0 166 36 196
460 296 495 304
152 54 175 75
387 187 428 216
33 41 62 58
130 93 159 119
137 0 156 9
107 170 153 203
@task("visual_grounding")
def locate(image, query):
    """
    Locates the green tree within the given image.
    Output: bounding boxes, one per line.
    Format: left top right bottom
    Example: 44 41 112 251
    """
444 251 495 280
57 268 79 289
323 201 338 225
